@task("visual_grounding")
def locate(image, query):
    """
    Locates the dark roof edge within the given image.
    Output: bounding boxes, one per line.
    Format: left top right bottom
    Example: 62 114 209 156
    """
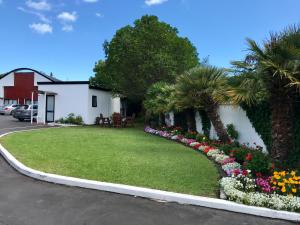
89 86 111 92
38 81 111 92
1 68 61 82
38 81 90 85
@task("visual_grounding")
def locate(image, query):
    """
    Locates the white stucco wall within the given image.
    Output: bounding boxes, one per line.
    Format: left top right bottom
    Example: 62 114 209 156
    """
218 105 266 150
34 72 51 85
38 85 119 125
0 72 14 98
38 84 90 124
167 105 267 152
111 97 121 114
195 105 267 151
87 89 120 125
195 111 203 133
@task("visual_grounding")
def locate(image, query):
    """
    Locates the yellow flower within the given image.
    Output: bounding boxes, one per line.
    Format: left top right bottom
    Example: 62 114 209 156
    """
273 181 277 185
278 182 284 187
273 175 280 180
281 187 286 193
280 171 286 176
291 171 296 176
292 188 297 193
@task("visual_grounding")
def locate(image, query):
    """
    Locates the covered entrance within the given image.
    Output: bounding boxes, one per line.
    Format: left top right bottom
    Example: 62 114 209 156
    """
38 91 57 124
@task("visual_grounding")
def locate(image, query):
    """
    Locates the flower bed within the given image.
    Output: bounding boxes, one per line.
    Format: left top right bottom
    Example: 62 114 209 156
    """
144 126 300 212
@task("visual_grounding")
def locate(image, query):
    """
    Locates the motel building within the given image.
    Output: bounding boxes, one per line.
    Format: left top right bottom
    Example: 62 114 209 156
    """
0 68 121 124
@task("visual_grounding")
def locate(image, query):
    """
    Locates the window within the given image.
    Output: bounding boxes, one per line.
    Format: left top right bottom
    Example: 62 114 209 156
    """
92 95 97 107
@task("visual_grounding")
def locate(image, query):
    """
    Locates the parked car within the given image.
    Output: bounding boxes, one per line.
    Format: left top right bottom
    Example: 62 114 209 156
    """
0 105 6 115
11 105 29 117
0 104 21 115
13 105 38 121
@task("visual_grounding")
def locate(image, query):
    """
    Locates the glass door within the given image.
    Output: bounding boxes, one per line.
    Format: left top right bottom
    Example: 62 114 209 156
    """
46 95 55 123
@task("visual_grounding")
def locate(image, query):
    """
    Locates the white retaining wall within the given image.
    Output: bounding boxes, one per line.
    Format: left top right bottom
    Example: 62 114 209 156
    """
168 105 267 152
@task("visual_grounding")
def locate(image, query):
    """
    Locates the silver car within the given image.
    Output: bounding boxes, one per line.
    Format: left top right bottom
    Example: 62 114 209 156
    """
13 105 38 121
0 104 20 115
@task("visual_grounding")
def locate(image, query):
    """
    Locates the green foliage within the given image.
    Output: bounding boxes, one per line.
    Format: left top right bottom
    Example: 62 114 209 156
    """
174 111 188 131
241 102 272 152
226 123 239 140
198 110 211 137
290 96 300 168
218 143 239 155
57 113 83 125
173 66 229 110
184 131 197 139
228 147 271 175
144 82 175 115
196 133 208 143
92 15 199 102
241 98 300 169
244 152 271 175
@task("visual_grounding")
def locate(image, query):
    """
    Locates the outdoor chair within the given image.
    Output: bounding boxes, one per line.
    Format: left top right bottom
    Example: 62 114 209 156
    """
112 113 122 128
99 113 111 127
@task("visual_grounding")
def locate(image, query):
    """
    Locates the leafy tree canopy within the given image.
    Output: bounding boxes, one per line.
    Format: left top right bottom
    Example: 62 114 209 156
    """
144 82 175 115
91 15 199 101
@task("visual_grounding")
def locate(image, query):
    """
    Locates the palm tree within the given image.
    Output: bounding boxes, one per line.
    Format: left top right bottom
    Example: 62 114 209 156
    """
230 25 300 163
144 82 175 126
174 66 231 142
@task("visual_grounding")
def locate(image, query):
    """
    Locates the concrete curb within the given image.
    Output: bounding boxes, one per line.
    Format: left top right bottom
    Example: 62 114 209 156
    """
0 130 299 222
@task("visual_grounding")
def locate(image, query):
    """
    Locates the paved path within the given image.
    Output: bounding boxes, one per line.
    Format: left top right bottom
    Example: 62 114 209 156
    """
0 117 296 225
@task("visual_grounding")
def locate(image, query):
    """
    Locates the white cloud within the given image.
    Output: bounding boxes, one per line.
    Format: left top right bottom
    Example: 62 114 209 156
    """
26 0 51 11
95 12 103 18
57 11 77 22
145 0 168 6
18 6 51 23
83 0 98 3
62 24 73 32
29 23 52 34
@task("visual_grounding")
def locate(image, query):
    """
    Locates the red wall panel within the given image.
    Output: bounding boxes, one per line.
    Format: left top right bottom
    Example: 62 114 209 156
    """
4 72 38 104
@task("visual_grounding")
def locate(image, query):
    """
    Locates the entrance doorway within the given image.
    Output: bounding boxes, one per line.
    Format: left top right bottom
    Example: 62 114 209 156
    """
46 95 55 123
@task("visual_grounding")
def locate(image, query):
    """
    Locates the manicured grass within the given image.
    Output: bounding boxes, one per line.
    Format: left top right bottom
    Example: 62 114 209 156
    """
0 127 219 196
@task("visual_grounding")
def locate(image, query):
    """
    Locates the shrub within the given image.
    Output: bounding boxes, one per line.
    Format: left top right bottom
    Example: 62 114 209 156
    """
226 124 239 140
185 131 197 139
244 152 271 175
196 133 208 143
57 113 83 125
218 143 238 155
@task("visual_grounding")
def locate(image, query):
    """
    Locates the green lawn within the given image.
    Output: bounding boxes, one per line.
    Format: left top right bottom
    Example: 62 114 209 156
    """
0 127 219 196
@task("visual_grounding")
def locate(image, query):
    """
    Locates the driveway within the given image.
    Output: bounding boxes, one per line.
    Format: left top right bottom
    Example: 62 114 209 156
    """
0 115 45 132
0 125 296 225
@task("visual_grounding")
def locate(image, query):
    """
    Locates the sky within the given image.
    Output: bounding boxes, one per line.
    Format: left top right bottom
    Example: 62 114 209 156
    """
0 0 300 81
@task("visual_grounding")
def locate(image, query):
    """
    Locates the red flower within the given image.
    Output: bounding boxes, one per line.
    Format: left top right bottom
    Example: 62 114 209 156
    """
204 146 214 154
256 172 262 177
242 170 248 176
193 143 202 150
233 169 241 176
245 153 252 161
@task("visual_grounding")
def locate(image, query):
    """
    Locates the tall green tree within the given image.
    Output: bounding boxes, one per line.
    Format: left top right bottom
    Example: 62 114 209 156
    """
174 66 231 142
230 25 300 164
144 82 175 125
91 15 198 102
